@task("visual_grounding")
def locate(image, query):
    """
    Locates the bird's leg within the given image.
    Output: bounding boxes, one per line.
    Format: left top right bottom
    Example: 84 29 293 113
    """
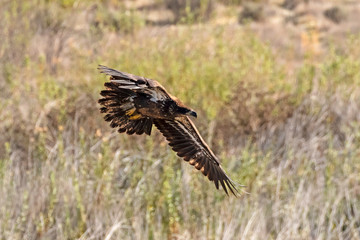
129 114 142 120
126 108 142 120
125 108 136 116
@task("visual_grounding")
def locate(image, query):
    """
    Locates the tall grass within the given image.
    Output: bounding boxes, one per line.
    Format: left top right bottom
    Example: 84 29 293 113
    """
0 1 360 239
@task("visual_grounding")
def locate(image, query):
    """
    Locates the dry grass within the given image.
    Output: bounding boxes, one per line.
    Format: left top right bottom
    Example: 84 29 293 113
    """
0 0 360 239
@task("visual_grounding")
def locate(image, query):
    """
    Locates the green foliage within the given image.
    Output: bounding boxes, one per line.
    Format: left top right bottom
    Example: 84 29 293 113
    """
94 4 145 34
1 1 360 239
164 0 214 24
219 0 264 5
100 26 289 120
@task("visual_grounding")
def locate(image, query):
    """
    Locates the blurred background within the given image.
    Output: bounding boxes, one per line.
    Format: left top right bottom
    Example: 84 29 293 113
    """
1 0 360 239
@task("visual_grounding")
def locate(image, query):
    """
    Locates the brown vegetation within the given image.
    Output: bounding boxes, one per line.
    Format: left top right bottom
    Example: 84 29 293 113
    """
1 0 360 239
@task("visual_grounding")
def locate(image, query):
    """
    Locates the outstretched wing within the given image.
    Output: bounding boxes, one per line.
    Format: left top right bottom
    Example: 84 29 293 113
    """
99 81 154 135
98 65 159 135
98 65 170 101
154 116 238 195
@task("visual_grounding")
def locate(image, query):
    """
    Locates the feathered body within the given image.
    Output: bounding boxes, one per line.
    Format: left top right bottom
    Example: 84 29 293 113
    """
98 65 238 195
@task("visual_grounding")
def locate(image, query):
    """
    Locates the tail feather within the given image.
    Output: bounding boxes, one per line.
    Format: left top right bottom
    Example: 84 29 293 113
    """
134 118 153 135
127 121 139 135
143 118 153 135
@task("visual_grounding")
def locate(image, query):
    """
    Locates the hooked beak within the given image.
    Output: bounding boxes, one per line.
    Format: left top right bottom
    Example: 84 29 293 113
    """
187 111 197 118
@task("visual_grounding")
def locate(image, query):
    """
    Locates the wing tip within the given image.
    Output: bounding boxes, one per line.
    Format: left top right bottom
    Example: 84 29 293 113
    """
98 65 125 78
218 181 245 197
98 64 109 72
98 65 116 76
215 166 246 197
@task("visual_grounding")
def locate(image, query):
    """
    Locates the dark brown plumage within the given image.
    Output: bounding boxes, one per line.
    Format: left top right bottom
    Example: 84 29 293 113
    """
98 65 238 196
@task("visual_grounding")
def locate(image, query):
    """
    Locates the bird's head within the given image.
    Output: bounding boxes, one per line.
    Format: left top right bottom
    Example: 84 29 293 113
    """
176 106 197 118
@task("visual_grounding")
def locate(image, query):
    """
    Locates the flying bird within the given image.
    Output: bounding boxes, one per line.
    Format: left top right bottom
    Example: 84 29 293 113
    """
98 65 238 195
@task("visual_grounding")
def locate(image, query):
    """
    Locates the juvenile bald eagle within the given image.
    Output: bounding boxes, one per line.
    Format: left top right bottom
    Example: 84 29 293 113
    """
98 65 238 195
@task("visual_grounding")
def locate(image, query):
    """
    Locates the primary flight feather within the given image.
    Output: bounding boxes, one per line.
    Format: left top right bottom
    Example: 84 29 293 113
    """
98 65 238 196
